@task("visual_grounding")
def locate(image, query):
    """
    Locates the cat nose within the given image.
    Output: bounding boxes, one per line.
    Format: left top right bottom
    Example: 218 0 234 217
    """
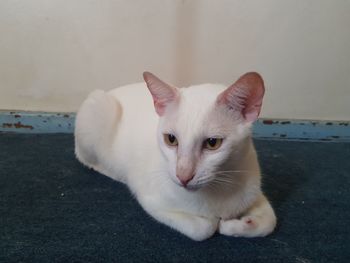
176 157 196 187
177 174 194 187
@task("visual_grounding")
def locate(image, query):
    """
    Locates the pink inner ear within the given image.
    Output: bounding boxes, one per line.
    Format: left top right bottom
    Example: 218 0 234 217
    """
217 72 265 122
143 72 179 116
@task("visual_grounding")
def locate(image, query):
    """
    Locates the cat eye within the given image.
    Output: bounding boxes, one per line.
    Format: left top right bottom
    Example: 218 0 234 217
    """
163 134 178 147
203 138 223 150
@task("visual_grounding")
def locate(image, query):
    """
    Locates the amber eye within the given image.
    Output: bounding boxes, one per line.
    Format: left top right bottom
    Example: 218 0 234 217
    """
164 134 178 147
204 138 223 150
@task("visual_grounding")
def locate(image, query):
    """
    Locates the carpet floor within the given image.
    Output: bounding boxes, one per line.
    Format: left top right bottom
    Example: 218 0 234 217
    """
0 134 349 262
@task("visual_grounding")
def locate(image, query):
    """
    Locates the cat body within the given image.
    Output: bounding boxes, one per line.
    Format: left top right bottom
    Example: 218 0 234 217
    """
75 72 276 241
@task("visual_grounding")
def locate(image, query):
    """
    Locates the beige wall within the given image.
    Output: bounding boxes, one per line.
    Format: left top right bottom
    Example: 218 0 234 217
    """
1 0 349 120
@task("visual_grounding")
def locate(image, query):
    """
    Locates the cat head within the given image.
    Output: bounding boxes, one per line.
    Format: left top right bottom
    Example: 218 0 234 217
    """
143 72 265 190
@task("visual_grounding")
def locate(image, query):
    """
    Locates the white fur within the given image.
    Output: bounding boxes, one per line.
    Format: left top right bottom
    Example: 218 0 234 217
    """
74 81 276 241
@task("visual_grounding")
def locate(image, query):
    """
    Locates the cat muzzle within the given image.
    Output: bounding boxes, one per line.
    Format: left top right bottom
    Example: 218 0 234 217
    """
176 172 195 187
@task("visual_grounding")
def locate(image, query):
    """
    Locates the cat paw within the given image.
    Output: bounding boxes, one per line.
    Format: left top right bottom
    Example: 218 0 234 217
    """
219 216 262 238
186 216 219 241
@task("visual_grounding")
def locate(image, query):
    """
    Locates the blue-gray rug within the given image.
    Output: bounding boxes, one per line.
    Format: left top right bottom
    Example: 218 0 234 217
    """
1 134 349 262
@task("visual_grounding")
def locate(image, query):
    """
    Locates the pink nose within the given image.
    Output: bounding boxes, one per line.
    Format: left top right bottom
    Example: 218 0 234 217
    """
177 175 194 187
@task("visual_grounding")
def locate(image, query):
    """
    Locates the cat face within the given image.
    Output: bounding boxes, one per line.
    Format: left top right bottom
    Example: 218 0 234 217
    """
143 72 264 190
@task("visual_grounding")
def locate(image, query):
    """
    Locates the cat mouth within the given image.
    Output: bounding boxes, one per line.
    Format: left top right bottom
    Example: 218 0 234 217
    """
172 179 200 191
172 177 205 191
181 182 207 191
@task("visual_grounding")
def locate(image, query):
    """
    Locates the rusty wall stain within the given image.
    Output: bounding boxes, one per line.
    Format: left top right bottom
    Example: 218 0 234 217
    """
2 122 34 130
263 120 274 125
14 122 34 129
2 123 13 128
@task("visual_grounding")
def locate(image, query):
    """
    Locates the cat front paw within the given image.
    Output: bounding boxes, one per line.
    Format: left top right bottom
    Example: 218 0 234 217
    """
219 215 274 238
186 216 219 241
219 216 254 237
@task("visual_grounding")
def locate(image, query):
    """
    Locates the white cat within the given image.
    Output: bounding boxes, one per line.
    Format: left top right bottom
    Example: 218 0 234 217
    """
74 72 276 241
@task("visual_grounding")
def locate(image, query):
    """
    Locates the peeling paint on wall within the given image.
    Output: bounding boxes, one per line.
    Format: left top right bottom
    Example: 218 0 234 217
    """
2 122 34 130
254 119 350 142
0 111 74 133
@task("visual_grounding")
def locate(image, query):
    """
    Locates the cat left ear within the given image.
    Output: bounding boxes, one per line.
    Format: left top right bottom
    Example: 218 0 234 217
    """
143 72 179 116
217 72 265 122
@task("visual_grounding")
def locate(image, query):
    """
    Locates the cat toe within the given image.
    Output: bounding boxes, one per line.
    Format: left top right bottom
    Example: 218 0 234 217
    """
219 216 258 237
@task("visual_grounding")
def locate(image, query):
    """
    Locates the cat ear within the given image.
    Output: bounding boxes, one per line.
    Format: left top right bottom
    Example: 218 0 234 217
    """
143 72 179 116
217 72 265 122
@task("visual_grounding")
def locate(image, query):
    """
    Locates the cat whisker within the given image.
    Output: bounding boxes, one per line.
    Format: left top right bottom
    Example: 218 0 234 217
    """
213 170 253 175
197 174 244 190
211 179 243 189
215 171 260 178
215 170 251 173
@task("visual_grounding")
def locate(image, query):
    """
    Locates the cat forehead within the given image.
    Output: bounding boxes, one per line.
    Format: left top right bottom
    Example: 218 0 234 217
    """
161 84 237 137
178 84 225 122
180 83 226 102
177 84 226 115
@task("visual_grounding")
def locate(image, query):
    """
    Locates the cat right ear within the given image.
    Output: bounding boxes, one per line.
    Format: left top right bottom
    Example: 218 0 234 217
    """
143 72 179 116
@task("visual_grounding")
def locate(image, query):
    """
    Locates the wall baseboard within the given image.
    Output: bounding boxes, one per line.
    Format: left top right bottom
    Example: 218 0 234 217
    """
1 111 349 142
0 111 75 134
253 119 349 142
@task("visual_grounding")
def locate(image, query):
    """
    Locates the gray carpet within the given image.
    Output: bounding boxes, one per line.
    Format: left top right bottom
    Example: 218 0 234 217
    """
1 134 349 262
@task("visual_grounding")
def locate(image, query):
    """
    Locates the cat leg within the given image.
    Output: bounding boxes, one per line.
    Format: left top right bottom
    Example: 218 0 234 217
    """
151 210 219 241
139 197 218 241
219 194 276 238
75 90 122 169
